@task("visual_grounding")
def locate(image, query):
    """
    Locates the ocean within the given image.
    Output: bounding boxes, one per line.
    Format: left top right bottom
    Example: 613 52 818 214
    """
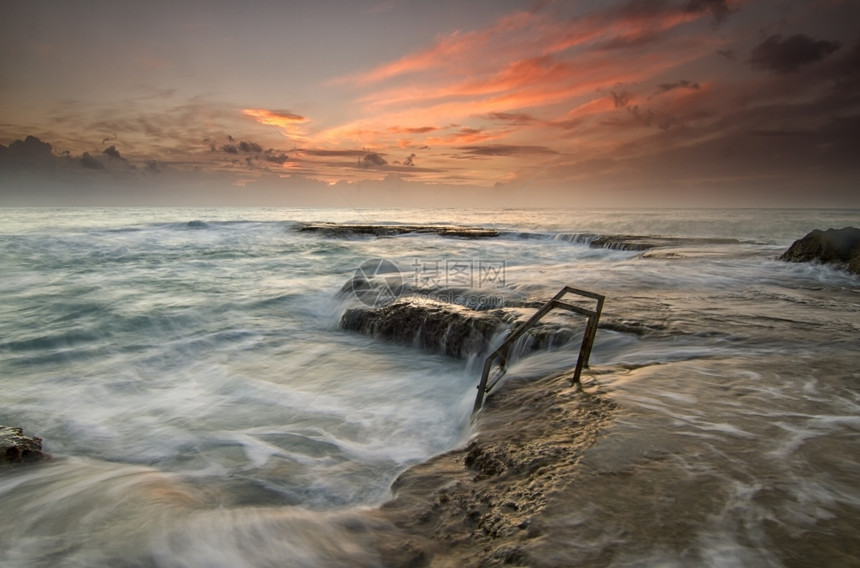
1 207 858 567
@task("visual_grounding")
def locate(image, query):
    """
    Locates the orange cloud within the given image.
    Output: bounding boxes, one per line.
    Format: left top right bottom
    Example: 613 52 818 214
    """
337 10 538 86
243 108 309 141
263 3 737 188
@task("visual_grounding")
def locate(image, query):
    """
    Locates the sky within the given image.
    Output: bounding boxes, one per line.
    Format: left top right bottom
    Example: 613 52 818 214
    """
1 0 858 208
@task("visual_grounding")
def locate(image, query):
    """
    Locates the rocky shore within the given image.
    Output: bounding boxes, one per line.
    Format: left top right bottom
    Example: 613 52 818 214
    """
370 370 617 567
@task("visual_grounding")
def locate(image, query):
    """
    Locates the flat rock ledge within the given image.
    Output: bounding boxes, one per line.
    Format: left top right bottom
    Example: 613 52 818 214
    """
368 372 617 567
1 426 49 464
297 223 500 238
780 227 860 275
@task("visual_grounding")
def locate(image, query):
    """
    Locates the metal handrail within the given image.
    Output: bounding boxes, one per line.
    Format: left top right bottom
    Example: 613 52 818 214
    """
473 286 605 413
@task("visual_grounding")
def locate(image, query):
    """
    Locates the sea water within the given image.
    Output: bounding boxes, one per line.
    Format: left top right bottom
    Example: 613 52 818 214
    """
1 207 858 567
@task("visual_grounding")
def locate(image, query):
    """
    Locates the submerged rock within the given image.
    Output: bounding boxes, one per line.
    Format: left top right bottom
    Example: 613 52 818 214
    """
589 235 741 251
1 426 49 464
780 227 860 274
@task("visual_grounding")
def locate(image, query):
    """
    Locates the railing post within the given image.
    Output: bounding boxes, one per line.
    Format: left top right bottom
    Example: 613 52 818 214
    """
570 314 591 386
582 295 604 367
473 356 495 413
472 286 605 413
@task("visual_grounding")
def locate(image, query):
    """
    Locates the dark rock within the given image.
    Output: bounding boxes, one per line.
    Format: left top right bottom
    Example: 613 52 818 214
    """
780 227 860 274
589 235 740 251
340 298 579 360
297 223 500 239
1 426 49 464
341 299 504 359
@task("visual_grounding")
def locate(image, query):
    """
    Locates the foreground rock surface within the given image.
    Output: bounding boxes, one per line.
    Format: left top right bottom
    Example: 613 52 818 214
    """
369 372 617 567
1 426 49 464
780 227 860 274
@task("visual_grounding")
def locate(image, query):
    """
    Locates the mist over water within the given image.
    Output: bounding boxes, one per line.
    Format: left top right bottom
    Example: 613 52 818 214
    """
1 207 858 566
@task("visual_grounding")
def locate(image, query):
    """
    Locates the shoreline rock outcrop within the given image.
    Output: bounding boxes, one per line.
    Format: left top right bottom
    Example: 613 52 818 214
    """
340 298 579 360
780 227 860 275
1 426 49 464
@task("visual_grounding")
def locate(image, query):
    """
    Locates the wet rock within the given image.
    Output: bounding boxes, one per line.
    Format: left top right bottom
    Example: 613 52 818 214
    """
464 442 511 478
341 299 503 359
1 426 49 464
589 235 741 251
340 298 579 360
780 227 860 274
297 222 499 238
369 372 618 567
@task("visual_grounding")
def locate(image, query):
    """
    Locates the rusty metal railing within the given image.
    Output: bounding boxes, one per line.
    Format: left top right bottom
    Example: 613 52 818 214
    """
473 286 605 413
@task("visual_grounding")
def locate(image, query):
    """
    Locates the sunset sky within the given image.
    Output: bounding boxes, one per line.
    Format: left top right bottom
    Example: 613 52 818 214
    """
1 0 858 208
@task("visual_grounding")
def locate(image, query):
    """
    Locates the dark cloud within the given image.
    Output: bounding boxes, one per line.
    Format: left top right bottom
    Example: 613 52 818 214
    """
650 80 700 99
268 109 306 121
263 150 289 164
456 144 556 157
655 80 700 95
403 153 416 166
627 105 679 130
238 141 262 153
145 159 160 173
80 152 105 170
614 0 732 26
683 0 732 25
103 145 124 160
717 49 736 60
750 34 842 74
610 86 630 109
303 149 367 157
598 0 733 50
484 112 536 125
0 135 55 168
388 126 438 134
219 140 263 155
357 152 388 169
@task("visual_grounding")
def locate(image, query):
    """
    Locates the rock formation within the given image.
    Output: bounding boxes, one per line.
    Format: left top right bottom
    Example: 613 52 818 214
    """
1 426 49 464
369 371 618 567
780 227 860 274
297 223 500 238
341 298 578 360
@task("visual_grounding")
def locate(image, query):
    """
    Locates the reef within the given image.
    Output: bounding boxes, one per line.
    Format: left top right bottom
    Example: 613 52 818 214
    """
296 223 500 238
